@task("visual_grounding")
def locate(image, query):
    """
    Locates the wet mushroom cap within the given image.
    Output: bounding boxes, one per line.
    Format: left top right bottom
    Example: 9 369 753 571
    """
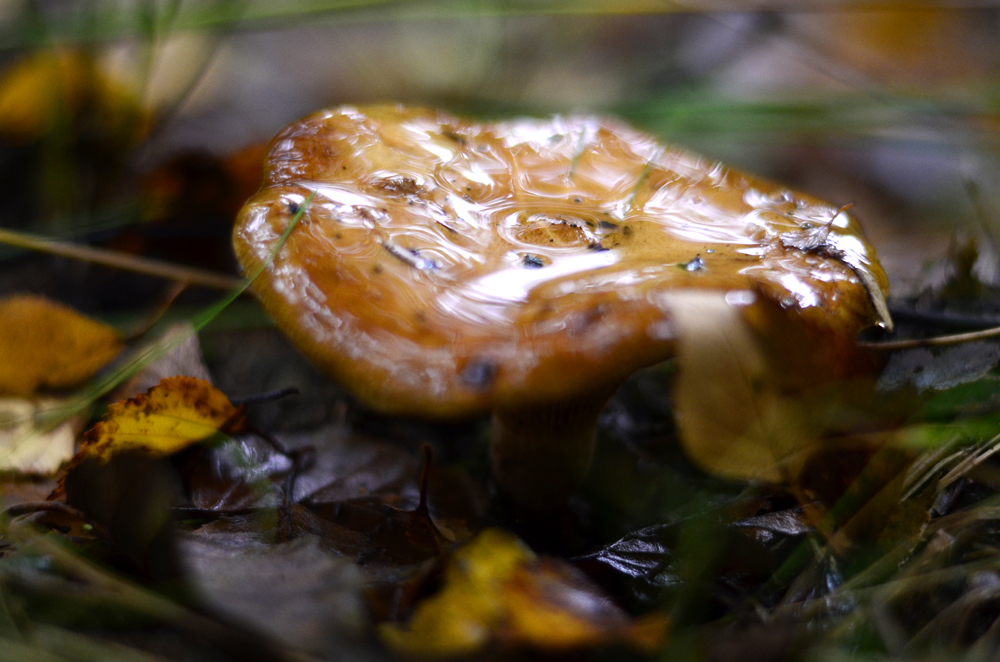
233 105 889 418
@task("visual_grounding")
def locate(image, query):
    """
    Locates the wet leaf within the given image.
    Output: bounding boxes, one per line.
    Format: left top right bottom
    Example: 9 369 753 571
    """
665 291 815 482
181 426 480 573
73 376 246 465
0 398 84 474
380 528 668 657
0 295 124 397
180 535 365 656
575 523 676 580
878 342 1000 393
186 436 287 511
665 291 890 483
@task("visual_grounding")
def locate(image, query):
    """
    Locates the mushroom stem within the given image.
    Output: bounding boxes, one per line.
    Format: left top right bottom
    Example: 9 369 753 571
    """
489 388 616 508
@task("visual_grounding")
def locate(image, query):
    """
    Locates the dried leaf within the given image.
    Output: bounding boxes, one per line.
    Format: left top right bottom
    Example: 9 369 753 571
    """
0 398 84 474
380 528 668 657
0 295 124 396
75 376 245 464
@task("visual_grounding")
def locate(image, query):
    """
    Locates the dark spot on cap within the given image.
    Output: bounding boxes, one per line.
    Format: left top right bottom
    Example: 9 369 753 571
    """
621 225 632 237
522 254 546 268
288 202 300 215
573 197 583 203
588 242 609 252
683 255 706 272
461 360 496 390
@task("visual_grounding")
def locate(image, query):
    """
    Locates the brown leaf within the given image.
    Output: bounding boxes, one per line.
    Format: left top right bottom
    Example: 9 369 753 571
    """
0 295 124 396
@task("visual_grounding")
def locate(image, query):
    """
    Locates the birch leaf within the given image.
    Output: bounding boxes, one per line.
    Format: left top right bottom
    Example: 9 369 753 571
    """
75 376 246 464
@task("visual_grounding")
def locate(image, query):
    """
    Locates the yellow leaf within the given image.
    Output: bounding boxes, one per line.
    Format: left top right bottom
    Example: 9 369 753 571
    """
0 295 125 396
380 528 668 657
0 49 146 143
74 376 245 464
665 290 885 482
664 291 808 482
0 398 85 474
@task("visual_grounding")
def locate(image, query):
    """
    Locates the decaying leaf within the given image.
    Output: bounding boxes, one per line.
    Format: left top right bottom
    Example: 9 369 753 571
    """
73 376 246 464
0 295 125 397
0 398 85 474
380 528 667 657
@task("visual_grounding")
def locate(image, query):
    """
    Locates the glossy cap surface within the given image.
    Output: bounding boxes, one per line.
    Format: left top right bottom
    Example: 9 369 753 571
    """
234 105 889 417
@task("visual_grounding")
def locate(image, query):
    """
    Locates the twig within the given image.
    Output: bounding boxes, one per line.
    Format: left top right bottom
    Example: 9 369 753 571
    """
229 387 300 406
860 324 1000 351
0 227 243 291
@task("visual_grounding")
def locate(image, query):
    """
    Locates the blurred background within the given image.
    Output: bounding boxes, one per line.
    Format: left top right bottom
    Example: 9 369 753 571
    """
0 0 998 304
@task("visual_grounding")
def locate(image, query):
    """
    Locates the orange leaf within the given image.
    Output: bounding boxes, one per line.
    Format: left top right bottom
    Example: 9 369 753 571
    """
0 295 124 396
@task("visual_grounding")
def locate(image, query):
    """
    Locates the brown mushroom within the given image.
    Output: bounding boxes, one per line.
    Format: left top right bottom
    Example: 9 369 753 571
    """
233 105 891 507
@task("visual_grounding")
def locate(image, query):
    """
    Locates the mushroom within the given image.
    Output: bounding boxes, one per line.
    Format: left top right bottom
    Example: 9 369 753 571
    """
233 105 891 507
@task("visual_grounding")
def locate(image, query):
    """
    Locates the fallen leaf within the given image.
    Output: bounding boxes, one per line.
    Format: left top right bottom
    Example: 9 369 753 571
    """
665 290 889 483
0 295 124 397
74 376 246 464
877 342 1000 393
186 427 481 573
0 398 84 474
665 291 815 482
180 535 365 656
49 377 245 501
0 49 145 143
380 528 668 657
